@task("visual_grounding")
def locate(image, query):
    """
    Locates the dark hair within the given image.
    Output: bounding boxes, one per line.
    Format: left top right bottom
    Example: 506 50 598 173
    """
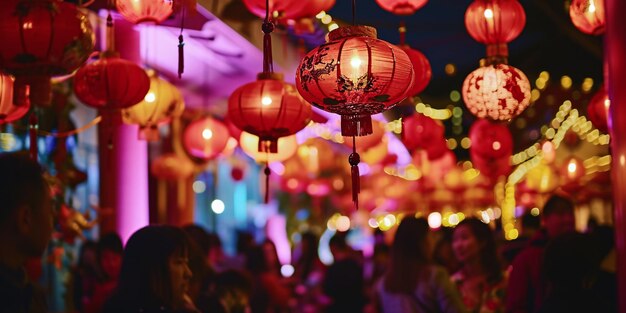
296 232 321 280
104 225 189 312
98 232 123 256
236 231 254 255
329 232 349 250
0 152 46 224
183 224 211 256
245 245 267 274
384 217 430 294
543 194 575 217
455 218 502 284
543 233 598 290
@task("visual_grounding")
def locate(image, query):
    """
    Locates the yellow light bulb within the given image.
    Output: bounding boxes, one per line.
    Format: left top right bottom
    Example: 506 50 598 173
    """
350 56 362 69
145 92 156 103
484 8 494 19
202 129 213 140
261 96 272 106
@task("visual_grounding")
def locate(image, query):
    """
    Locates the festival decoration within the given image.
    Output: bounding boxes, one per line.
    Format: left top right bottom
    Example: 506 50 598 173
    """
569 0 605 35
397 24 431 97
183 116 230 161
0 73 29 124
243 0 335 22
116 0 174 24
240 132 298 163
469 119 513 180
464 0 525 58
587 86 610 133
375 0 428 15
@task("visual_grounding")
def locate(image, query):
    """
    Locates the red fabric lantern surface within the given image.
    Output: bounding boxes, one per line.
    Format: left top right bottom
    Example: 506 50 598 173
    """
116 0 174 24
569 0 605 35
375 0 428 15
0 73 29 124
151 153 195 181
463 63 531 121
469 118 513 159
74 53 150 110
402 113 444 151
587 86 610 133
228 72 312 153
244 0 334 21
471 152 511 181
297 26 414 137
0 0 95 106
400 46 432 97
465 0 525 56
183 116 230 161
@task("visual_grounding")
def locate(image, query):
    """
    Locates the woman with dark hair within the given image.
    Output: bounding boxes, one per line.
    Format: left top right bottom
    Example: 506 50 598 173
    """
376 217 466 313
246 242 291 313
102 225 196 313
451 218 506 313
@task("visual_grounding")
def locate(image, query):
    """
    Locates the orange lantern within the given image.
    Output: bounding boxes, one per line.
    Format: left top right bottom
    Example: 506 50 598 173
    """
116 0 174 24
569 0 605 35
151 153 195 181
122 70 185 141
183 116 230 161
0 73 29 124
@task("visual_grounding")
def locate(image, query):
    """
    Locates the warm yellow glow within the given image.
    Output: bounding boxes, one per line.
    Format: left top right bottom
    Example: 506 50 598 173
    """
336 215 351 232
567 161 577 173
561 76 573 89
582 78 594 92
445 63 456 76
261 96 272 106
531 207 540 216
492 141 501 151
447 138 458 149
589 0 596 13
328 23 339 31
350 56 362 69
315 11 326 19
484 8 494 19
202 129 213 140
321 15 332 24
145 92 156 103
461 137 472 149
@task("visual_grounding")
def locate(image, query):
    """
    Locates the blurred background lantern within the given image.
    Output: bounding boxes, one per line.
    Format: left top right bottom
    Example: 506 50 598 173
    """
462 63 531 121
183 116 230 161
231 166 246 182
116 0 174 24
469 119 513 159
0 0 95 106
0 73 29 124
569 0 605 35
74 53 150 110
240 132 298 163
524 162 559 193
401 46 432 97
402 113 445 152
587 86 610 133
151 153 195 181
122 70 185 141
244 0 335 22
464 0 526 57
375 0 428 15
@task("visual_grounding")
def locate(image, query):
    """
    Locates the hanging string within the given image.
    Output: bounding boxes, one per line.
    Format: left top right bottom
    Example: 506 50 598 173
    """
262 0 274 73
38 116 103 138
399 20 406 46
264 141 271 203
29 111 38 161
178 7 185 79
106 11 115 52
349 135 360 210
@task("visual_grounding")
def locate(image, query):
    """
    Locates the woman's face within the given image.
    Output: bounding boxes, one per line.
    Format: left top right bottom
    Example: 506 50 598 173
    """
169 254 192 305
452 225 480 264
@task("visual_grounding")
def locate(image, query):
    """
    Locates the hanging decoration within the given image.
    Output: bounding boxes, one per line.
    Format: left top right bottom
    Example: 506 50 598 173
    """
397 23 431 97
239 132 298 163
116 0 174 24
243 0 335 22
228 0 312 203
402 113 445 156
375 0 428 15
0 73 29 124
296 4 415 208
586 86 610 133
469 118 513 181
183 116 230 161
122 70 185 141
569 0 605 35
464 0 525 59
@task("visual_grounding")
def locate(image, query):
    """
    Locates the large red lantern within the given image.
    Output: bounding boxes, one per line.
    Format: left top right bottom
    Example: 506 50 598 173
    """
587 86 610 133
469 118 513 159
465 0 525 57
0 73 29 124
0 0 95 106
74 53 150 110
569 0 605 35
463 63 531 121
183 116 230 161
116 0 174 24
375 0 428 15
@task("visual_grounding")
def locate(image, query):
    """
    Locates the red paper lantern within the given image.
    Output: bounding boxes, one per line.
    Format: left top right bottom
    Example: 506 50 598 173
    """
0 0 95 106
463 63 531 121
151 153 195 181
74 53 150 110
0 73 29 124
400 46 432 96
402 113 444 151
228 73 311 153
244 0 306 20
116 0 174 24
465 0 525 56
296 26 414 137
375 0 428 15
183 116 230 161
471 152 511 181
569 0 605 35
587 86 610 133
469 118 513 159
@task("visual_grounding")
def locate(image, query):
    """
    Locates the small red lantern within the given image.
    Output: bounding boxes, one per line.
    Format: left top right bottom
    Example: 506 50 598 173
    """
402 113 444 151
74 53 150 110
401 46 431 97
0 73 29 124
587 86 610 133
375 0 428 15
0 0 95 106
469 118 513 159
569 0 605 35
244 0 332 21
183 116 230 161
463 63 531 121
151 153 195 181
471 152 511 181
465 0 525 57
116 0 174 24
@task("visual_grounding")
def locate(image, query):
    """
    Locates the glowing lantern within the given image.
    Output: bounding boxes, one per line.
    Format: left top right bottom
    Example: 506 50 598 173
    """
401 46 432 97
463 63 531 121
465 0 526 57
74 53 150 110
587 86 610 133
525 163 559 193
183 116 230 161
151 153 195 181
469 119 513 159
0 0 95 106
228 72 311 154
375 0 428 15
122 70 184 141
240 132 297 163
562 156 585 183
0 73 29 124
402 113 444 151
541 140 556 164
243 0 305 20
569 0 605 35
116 0 173 24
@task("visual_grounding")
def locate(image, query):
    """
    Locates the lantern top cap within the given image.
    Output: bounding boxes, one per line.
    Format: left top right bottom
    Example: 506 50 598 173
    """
257 72 284 81
100 50 121 59
328 25 377 41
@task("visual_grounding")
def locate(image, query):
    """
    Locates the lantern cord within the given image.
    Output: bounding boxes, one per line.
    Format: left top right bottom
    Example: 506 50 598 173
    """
106 11 115 52
399 21 406 46
178 7 185 79
351 0 356 25
29 112 38 161
261 0 274 73
349 135 360 210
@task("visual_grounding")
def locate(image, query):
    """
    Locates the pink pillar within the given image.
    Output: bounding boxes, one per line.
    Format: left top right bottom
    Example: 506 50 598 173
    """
606 1 626 312
98 14 149 243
